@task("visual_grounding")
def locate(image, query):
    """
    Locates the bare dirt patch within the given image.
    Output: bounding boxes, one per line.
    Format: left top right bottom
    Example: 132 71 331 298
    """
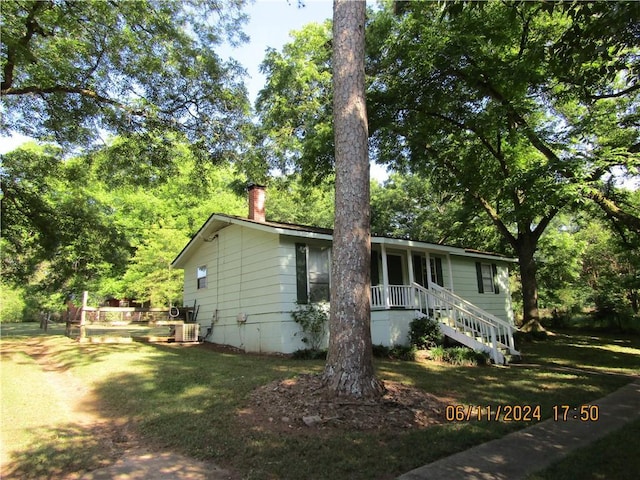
238 373 448 433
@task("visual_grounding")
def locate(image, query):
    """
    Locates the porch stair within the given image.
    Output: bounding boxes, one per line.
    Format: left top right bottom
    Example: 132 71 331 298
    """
412 283 520 365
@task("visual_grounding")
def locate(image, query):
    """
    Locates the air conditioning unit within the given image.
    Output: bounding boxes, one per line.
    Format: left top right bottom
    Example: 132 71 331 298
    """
175 323 200 342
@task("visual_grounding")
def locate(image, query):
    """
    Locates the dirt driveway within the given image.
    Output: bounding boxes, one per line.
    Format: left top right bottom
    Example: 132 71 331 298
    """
0 335 235 480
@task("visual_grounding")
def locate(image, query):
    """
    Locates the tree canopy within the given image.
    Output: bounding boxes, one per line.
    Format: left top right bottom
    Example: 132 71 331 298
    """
1 0 251 159
1 0 637 333
1 0 254 312
371 172 506 252
255 0 639 326
1 143 132 295
0 136 248 308
366 0 639 326
253 20 334 184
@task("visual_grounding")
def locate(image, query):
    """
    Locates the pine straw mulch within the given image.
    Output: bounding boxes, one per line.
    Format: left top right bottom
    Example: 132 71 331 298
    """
237 373 450 434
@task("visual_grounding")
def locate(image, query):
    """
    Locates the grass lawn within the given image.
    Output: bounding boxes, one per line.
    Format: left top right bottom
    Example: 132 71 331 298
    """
1 323 638 479
526 418 640 480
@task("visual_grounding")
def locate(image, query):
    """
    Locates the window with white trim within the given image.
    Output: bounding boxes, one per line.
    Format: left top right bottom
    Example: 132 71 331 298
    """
196 265 208 289
308 246 331 302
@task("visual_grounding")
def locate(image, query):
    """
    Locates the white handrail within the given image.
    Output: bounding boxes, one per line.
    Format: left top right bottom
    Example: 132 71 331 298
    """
412 282 518 357
371 284 414 308
428 283 514 330
371 285 385 308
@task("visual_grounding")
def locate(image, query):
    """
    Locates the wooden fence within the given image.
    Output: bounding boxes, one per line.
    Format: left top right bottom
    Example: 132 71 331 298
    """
65 294 195 342
80 306 193 324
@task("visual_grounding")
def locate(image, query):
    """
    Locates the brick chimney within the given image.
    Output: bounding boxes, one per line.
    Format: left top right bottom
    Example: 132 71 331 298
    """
247 184 266 222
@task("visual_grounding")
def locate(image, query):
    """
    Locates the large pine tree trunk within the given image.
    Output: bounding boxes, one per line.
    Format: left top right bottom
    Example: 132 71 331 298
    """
323 0 384 399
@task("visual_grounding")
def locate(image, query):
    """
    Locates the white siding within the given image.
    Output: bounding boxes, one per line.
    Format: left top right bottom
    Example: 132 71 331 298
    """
278 241 299 307
178 220 514 354
371 310 415 347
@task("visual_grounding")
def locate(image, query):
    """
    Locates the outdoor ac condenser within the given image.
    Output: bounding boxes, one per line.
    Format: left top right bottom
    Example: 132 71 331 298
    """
174 323 200 342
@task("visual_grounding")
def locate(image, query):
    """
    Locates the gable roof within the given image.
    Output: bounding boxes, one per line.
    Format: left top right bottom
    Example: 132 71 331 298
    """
171 213 516 269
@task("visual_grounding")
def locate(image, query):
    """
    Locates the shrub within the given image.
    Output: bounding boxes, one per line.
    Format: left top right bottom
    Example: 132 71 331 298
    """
430 346 489 366
372 344 391 358
372 344 416 361
291 302 328 351
449 347 489 366
291 348 327 360
429 345 447 362
390 345 417 361
408 315 442 349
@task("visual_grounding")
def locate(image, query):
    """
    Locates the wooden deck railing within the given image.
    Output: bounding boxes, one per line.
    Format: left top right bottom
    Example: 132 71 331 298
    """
65 306 195 339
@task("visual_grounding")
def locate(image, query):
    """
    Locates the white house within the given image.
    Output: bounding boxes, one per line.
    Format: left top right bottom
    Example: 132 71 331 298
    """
171 186 520 363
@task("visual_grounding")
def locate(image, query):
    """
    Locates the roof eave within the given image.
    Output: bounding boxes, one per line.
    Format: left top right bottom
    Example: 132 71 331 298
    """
171 214 232 269
171 214 517 269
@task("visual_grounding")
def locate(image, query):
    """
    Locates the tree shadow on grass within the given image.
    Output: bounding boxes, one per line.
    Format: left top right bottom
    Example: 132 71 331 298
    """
1 328 140 375
78 340 632 480
1 337 238 478
2 423 129 479
518 330 640 376
4 331 637 480
84 357 501 480
375 332 636 416
84 342 320 459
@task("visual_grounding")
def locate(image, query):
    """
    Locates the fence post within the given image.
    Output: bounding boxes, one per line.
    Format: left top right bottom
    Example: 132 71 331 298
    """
40 312 49 332
80 291 88 340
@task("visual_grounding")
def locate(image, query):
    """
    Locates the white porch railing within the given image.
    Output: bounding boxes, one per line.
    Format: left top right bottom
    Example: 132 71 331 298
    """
370 283 519 364
371 285 414 309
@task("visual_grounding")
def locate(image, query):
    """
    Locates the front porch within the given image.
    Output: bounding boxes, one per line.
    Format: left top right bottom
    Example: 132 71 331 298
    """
371 242 452 306
370 282 520 365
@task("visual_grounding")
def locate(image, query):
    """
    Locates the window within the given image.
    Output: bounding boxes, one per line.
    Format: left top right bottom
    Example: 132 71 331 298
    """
429 256 444 287
480 264 494 293
414 255 444 287
476 262 499 294
197 265 208 289
371 251 381 286
308 246 331 302
296 244 331 303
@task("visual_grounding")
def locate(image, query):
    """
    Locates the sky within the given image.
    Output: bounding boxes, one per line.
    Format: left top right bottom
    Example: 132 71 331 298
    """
225 0 334 103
